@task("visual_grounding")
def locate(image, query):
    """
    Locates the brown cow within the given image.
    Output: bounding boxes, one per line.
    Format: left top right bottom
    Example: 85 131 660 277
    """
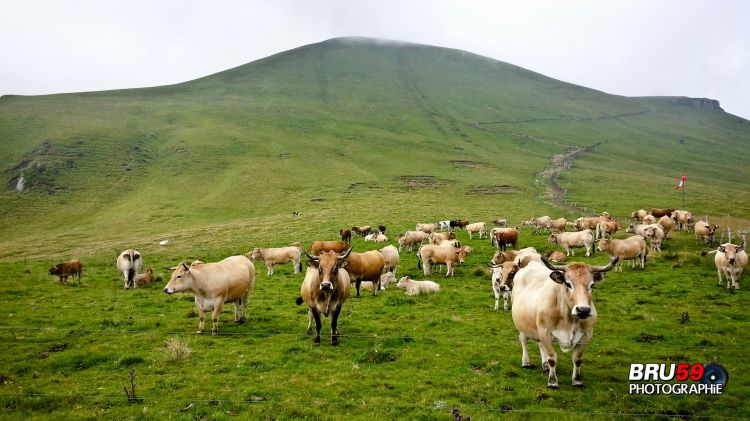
351 226 372 237
339 229 352 243
135 268 161 286
48 259 83 284
649 208 676 218
491 227 520 251
297 249 352 345
310 241 350 255
344 250 386 297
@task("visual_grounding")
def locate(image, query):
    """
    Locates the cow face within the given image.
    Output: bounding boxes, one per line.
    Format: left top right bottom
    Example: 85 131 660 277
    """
547 234 558 244
48 265 60 276
246 248 262 261
597 238 611 252
719 244 744 265
543 257 618 320
305 248 351 291
164 263 191 294
491 262 518 292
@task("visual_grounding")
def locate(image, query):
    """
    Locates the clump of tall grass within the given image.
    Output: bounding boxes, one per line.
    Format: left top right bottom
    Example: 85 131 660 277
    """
165 337 192 361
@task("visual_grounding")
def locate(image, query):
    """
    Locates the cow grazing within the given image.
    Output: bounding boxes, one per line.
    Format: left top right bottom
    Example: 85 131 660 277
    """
631 209 648 221
163 255 255 334
548 218 567 234
417 243 469 277
309 241 350 255
298 249 352 345
492 249 519 265
626 224 664 252
597 236 647 271
351 226 373 237
117 249 143 289
48 259 83 284
378 225 387 234
522 216 552 234
649 208 676 218
379 245 400 274
416 223 438 233
548 230 595 257
492 219 508 227
397 230 430 251
136 268 161 286
657 215 674 238
344 250 387 297
465 222 487 239
339 229 352 243
713 243 747 291
491 227 520 251
595 220 622 240
490 261 519 311
641 215 657 225
429 231 456 244
246 246 302 276
396 276 440 296
694 221 719 246
671 210 692 231
511 256 618 388
364 232 388 243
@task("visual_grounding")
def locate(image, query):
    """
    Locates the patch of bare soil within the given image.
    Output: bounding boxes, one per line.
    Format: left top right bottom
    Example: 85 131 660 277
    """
467 185 519 195
395 175 451 189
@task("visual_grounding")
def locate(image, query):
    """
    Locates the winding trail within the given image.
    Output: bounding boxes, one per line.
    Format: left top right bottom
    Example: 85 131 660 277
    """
533 142 601 214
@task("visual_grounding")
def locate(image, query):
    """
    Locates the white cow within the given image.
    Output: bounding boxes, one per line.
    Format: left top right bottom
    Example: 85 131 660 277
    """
117 249 143 290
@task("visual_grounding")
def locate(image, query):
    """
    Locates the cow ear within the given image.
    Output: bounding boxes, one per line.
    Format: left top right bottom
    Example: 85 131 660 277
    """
180 263 189 271
718 246 725 253
307 259 319 268
338 259 348 269
549 271 565 284
593 272 606 283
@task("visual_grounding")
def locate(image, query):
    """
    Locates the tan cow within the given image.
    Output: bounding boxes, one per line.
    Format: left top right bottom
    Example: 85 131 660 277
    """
465 222 488 239
163 256 255 335
344 250 386 297
657 215 674 238
595 220 622 240
298 249 352 345
246 246 302 276
117 249 143 290
548 230 595 257
417 244 469 277
522 216 552 234
415 223 438 233
396 276 440 296
694 221 719 246
397 230 430 251
671 210 692 231
713 243 748 291
547 218 567 234
511 256 618 388
631 209 648 221
597 236 647 271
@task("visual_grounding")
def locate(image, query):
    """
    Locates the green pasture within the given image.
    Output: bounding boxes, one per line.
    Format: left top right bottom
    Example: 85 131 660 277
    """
1 37 749 419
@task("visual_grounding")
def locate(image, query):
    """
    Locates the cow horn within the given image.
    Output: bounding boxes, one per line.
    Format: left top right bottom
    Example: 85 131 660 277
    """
591 256 620 273
163 266 177 270
541 256 567 272
303 249 319 261
339 246 354 260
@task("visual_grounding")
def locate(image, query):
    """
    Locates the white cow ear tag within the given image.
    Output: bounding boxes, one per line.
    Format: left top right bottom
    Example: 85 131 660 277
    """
549 271 565 284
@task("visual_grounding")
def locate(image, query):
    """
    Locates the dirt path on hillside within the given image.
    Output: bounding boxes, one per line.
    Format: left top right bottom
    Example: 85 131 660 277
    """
534 142 601 214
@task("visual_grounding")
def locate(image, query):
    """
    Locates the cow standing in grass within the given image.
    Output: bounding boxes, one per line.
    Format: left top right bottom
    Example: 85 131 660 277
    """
163 255 255 335
48 259 83 284
297 249 352 345
117 249 143 289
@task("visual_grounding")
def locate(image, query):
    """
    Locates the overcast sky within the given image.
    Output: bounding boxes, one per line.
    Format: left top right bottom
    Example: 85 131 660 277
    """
1 0 748 119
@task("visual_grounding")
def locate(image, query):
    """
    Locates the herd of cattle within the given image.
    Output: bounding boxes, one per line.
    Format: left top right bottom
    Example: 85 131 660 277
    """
45 210 747 388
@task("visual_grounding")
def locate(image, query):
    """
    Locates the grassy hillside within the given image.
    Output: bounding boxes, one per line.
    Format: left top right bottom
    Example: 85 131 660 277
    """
1 37 749 260
1 37 749 419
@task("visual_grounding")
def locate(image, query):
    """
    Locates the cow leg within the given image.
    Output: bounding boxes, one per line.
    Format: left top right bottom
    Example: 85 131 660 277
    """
423 261 430 276
503 291 511 311
717 269 724 287
355 280 362 298
306 309 313 335
572 342 587 387
311 308 322 345
445 262 452 277
539 339 559 389
236 291 249 323
585 244 591 257
267 264 273 276
372 277 380 296
196 304 206 334
330 303 342 346
538 342 549 373
519 332 532 368
492 282 501 311
211 302 224 335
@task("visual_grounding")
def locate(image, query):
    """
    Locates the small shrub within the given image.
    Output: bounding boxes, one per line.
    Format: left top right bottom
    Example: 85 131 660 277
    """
165 337 192 361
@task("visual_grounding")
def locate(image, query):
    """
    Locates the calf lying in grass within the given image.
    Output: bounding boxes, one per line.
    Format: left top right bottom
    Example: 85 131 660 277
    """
396 276 440 296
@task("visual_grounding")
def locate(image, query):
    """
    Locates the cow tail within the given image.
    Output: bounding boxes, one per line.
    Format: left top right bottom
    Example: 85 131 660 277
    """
128 268 135 285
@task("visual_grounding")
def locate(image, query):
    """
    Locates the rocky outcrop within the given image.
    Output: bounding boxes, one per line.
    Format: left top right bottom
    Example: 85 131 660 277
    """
671 97 723 111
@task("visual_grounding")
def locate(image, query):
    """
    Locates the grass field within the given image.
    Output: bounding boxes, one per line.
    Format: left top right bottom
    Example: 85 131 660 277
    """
1 37 749 419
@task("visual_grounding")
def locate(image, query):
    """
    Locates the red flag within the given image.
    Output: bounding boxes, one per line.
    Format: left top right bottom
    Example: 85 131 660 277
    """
675 175 686 190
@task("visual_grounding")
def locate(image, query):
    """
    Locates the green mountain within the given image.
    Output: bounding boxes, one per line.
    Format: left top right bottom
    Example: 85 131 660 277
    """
1 37 749 260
